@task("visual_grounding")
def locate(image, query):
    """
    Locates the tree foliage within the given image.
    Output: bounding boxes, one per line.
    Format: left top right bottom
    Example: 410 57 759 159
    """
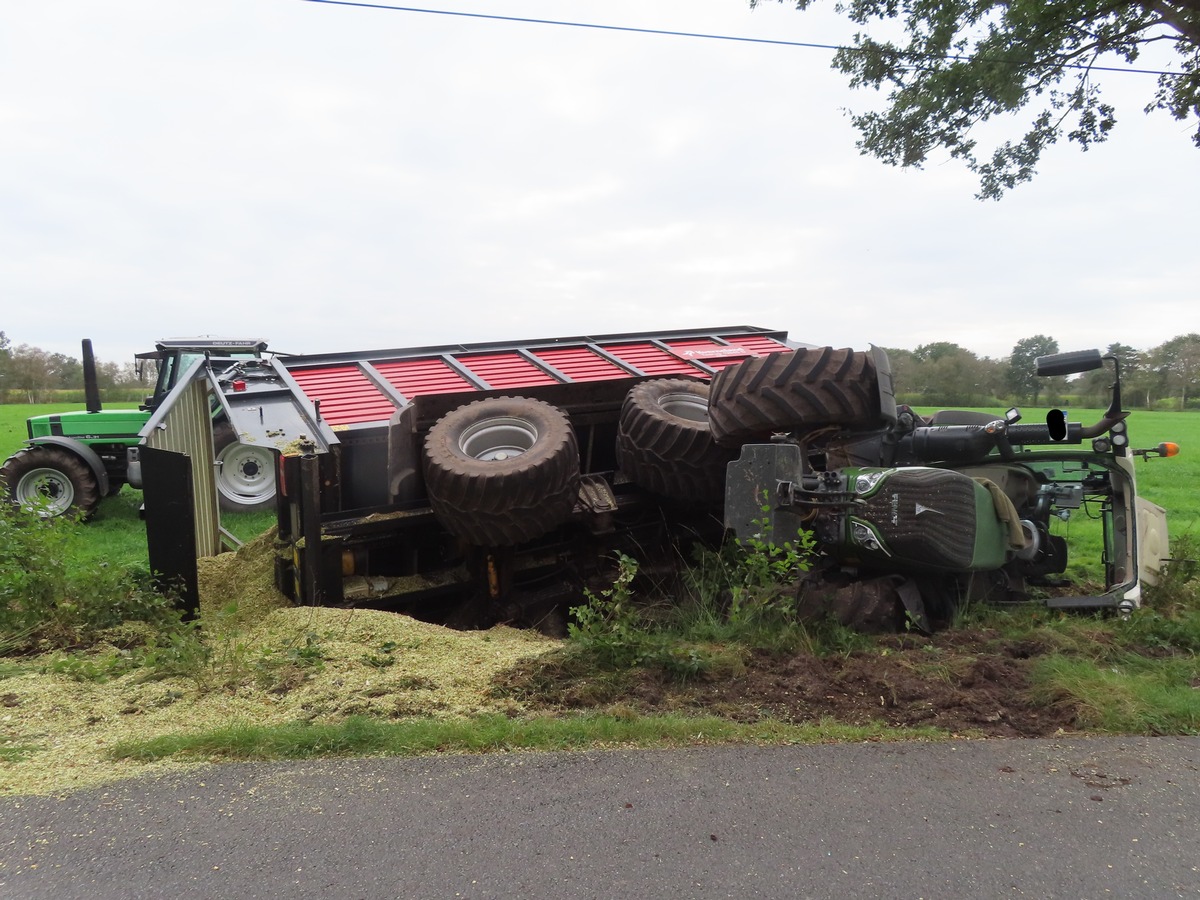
885 333 1200 409
1075 341 1138 401
885 343 1008 406
753 0 1200 198
1005 335 1060 403
911 341 967 363
0 331 10 379
1153 332 1200 406
0 335 141 403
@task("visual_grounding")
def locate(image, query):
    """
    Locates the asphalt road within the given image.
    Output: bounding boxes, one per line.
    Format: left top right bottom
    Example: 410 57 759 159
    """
2 736 1198 899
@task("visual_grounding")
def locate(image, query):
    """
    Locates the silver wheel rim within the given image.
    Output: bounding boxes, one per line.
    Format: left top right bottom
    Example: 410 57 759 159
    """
16 467 75 517
459 416 538 461
658 392 708 423
216 442 276 505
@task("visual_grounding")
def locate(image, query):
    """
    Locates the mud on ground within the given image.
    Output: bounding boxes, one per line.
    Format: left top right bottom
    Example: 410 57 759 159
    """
496 630 1078 739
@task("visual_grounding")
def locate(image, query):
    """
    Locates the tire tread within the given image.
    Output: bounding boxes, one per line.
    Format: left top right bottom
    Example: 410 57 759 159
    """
708 348 882 446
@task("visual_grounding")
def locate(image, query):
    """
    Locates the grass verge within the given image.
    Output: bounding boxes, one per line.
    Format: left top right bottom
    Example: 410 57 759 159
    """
1028 654 1200 734
108 713 949 763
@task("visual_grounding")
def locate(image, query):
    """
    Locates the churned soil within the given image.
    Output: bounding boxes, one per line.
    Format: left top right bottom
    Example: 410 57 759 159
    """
496 630 1077 739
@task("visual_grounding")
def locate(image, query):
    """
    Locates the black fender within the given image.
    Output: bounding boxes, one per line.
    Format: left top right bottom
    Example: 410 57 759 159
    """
23 436 111 496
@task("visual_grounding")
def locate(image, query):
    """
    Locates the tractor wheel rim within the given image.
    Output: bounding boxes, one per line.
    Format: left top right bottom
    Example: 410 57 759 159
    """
216 443 276 503
16 467 75 517
658 392 708 423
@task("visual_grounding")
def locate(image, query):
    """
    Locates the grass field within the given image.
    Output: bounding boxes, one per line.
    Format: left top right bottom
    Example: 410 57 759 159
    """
0 403 83 455
4 402 1198 561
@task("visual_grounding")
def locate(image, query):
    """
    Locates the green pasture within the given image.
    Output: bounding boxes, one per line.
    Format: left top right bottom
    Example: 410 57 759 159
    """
2 403 1198 573
0 403 81 455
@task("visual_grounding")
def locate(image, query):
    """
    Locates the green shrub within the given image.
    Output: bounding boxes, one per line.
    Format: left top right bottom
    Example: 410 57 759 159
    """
0 501 183 652
0 500 70 638
566 528 828 680
44 650 140 683
568 552 646 669
566 553 730 680
1123 533 1200 654
726 526 812 613
677 525 825 652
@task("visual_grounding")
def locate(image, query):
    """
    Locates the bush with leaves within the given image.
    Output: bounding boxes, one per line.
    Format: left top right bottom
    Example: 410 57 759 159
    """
1124 534 1200 654
567 527 830 680
568 552 646 669
0 502 182 652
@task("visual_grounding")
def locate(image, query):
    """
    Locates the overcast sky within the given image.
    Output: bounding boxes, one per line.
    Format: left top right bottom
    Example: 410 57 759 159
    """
3 0 1198 369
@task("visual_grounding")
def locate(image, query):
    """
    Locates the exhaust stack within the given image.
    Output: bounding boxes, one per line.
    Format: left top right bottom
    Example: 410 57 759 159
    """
82 338 103 413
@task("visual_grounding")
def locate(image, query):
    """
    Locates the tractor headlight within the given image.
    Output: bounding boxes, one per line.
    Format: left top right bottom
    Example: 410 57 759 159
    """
1110 419 1129 449
851 520 888 555
854 470 887 494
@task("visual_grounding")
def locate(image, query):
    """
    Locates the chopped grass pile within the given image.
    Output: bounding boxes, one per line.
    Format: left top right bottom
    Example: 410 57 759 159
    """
1 530 561 796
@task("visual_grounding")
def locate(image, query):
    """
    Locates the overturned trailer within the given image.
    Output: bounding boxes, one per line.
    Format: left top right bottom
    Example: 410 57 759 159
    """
139 326 802 624
140 326 1174 630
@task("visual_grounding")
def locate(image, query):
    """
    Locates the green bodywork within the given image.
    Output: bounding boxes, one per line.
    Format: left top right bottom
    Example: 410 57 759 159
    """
26 409 150 444
839 467 1014 573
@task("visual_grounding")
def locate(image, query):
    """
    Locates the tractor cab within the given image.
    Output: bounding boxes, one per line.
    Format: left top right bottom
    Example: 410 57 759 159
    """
137 339 269 411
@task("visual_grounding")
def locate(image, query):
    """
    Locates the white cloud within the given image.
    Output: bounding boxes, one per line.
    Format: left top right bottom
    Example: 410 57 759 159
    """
1 0 1197 370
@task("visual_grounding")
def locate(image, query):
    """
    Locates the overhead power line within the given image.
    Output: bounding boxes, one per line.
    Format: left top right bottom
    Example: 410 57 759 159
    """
302 0 1189 78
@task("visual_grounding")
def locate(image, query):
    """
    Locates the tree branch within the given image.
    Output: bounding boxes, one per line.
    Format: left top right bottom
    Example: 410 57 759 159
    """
1156 0 1200 15
1148 1 1200 43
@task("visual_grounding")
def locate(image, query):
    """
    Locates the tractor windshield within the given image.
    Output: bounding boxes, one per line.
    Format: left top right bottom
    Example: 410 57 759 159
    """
1020 454 1131 595
151 350 262 403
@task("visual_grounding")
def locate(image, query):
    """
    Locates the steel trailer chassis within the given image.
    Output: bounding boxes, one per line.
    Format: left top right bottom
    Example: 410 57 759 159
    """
139 326 798 622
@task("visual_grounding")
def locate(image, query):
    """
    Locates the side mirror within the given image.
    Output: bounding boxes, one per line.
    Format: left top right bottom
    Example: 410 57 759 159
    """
1035 349 1104 377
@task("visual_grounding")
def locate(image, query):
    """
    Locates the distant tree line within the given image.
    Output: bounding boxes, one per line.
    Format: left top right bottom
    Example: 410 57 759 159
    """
0 331 145 404
888 334 1200 411
2 329 1199 410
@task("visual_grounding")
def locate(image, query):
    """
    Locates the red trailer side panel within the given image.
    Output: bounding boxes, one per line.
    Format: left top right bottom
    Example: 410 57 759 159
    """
460 353 559 390
375 358 475 399
289 366 395 427
284 328 795 426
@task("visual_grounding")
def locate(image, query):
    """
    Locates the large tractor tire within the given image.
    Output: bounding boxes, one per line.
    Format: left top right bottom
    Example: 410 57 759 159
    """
707 347 882 447
423 397 580 547
616 378 734 506
214 423 278 512
0 445 101 519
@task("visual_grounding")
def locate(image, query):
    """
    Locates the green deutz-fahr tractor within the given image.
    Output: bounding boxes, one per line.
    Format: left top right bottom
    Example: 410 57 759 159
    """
1 338 278 519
